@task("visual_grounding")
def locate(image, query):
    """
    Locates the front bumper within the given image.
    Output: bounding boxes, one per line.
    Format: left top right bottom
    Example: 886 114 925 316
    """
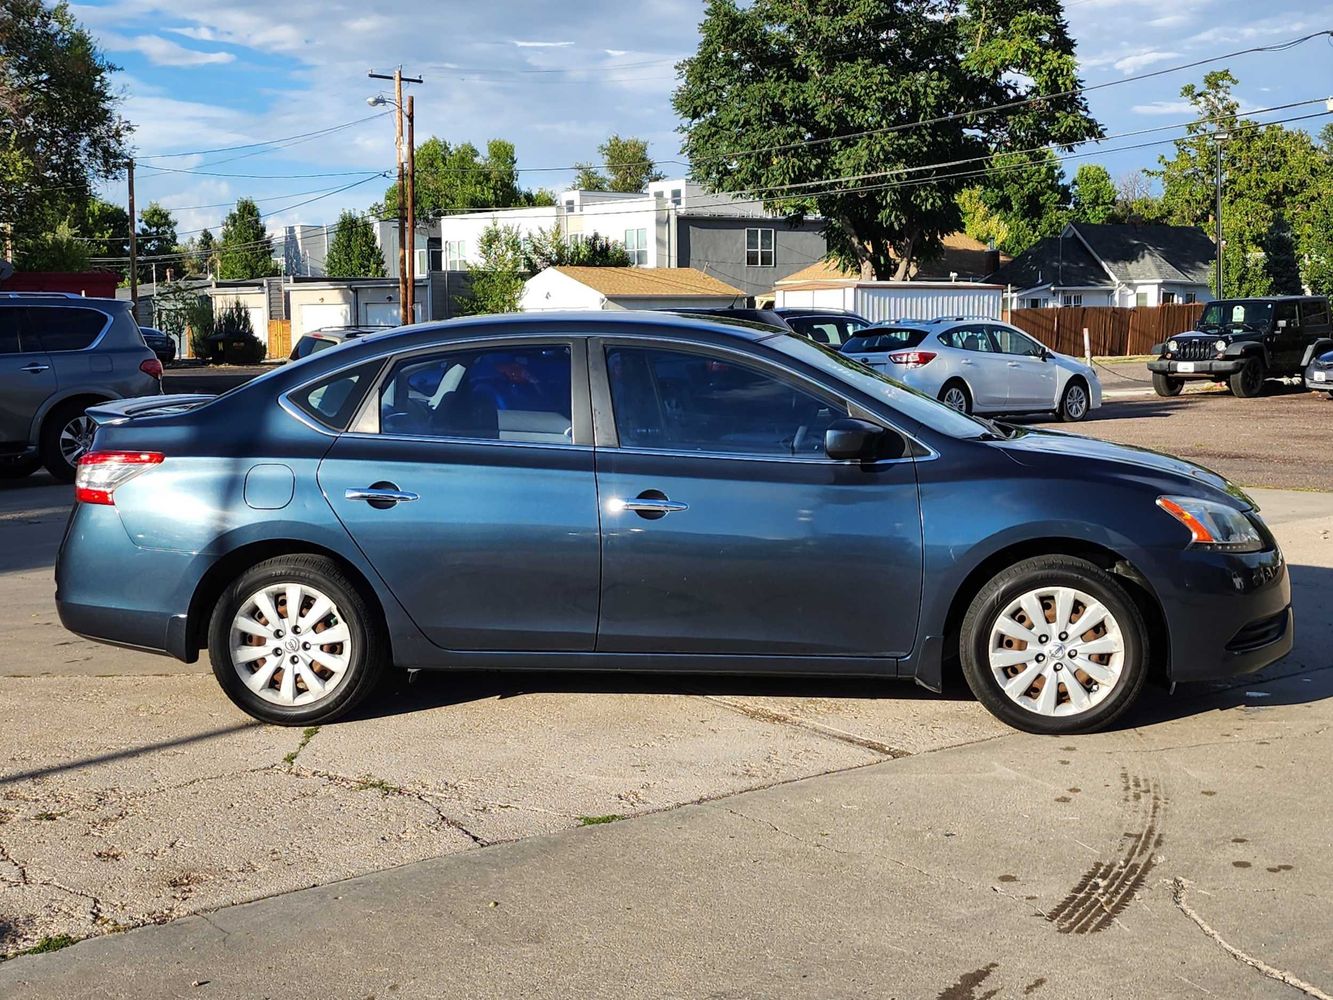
1304 371 1332 392
1148 358 1243 379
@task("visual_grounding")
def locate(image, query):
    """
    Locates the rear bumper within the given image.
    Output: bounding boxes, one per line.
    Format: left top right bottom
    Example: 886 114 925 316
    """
57 601 189 659
1147 358 1243 378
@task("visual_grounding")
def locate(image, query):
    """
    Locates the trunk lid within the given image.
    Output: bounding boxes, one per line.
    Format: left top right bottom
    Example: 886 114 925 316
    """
84 394 217 427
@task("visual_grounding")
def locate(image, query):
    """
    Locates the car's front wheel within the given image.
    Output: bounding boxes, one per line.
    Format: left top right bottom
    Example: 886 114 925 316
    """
1229 357 1266 398
1058 379 1091 422
208 555 387 725
1152 373 1183 397
960 555 1149 735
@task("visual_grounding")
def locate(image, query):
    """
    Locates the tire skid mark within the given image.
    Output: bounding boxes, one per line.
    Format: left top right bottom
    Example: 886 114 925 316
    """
1047 769 1166 934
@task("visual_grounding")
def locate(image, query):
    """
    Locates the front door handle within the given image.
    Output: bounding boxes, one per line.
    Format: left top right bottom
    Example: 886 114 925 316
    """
345 485 419 508
611 491 688 520
21 363 50 374
1007 361 1021 368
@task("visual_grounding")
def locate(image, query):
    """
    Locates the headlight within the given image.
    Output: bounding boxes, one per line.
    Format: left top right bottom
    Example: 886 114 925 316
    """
1167 340 1179 353
1214 340 1227 353
1157 496 1263 552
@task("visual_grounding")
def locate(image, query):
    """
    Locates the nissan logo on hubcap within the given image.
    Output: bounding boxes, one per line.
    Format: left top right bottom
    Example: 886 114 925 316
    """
286 638 300 653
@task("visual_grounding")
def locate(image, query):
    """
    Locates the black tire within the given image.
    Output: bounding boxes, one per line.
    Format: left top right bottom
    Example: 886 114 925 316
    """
938 379 973 415
208 554 388 725
0 455 41 479
1058 378 1092 422
1228 357 1266 398
959 555 1149 735
1152 373 1183 397
39 400 98 483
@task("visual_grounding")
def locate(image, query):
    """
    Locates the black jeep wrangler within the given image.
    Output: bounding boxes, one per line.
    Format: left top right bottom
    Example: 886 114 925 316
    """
1147 296 1333 398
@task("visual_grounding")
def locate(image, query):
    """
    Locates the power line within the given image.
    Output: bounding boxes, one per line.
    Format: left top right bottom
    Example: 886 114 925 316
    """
135 112 391 160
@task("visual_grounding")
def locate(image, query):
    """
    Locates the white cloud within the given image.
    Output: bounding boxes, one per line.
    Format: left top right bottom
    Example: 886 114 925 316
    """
512 40 574 48
1131 100 1196 116
605 49 629 56
1112 50 1181 74
128 34 235 67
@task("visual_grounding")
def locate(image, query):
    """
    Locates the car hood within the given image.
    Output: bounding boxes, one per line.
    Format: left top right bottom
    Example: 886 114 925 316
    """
995 426 1252 508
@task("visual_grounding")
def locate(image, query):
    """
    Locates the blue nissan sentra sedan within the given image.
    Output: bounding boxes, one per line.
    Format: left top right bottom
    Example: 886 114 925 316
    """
55 312 1292 735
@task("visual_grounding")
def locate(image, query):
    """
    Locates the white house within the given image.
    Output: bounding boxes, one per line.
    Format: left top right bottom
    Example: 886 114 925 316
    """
990 223 1216 310
520 266 744 312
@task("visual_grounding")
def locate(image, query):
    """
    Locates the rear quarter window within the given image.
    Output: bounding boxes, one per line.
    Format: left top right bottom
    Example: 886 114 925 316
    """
25 306 111 352
287 359 383 430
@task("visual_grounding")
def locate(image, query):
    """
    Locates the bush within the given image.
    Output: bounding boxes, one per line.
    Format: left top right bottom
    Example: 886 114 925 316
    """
206 300 266 364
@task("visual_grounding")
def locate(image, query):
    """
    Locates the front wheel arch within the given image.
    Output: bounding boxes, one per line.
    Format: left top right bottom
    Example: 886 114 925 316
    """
936 538 1169 693
188 541 392 664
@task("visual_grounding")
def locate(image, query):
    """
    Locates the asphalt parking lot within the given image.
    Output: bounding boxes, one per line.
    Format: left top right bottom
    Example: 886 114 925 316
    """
1 385 1330 998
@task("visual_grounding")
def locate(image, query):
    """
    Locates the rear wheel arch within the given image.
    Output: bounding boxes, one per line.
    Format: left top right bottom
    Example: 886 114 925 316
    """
936 538 1169 691
32 391 113 443
188 541 392 662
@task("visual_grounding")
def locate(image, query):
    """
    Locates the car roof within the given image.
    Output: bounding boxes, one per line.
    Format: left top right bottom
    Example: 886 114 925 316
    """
0 293 130 310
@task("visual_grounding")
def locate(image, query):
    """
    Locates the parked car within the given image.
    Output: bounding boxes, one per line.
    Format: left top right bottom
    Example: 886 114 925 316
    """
1304 347 1333 399
289 326 392 362
0 293 163 481
55 312 1290 735
842 318 1100 421
1148 296 1333 398
670 307 872 346
138 326 178 365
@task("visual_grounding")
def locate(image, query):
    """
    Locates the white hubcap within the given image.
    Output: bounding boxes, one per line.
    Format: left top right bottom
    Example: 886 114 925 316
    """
229 583 353 706
943 387 968 412
988 586 1125 717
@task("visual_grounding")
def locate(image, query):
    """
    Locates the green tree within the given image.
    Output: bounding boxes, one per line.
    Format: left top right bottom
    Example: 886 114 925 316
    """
674 0 1101 279
0 1 132 236
575 135 666 193
136 202 176 283
521 225 632 273
323 211 386 277
380 138 546 221
17 220 90 271
1114 171 1167 224
217 198 277 279
1070 164 1118 224
192 228 216 276
970 149 1070 256
458 223 525 315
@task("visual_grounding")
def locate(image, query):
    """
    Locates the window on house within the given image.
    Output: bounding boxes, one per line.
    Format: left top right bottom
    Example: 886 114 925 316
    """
415 248 429 275
670 188 683 207
746 228 775 267
1162 291 1177 305
1185 292 1198 304
564 199 576 213
1061 293 1083 307
1135 291 1149 307
1025 297 1046 309
625 228 648 266
444 241 466 269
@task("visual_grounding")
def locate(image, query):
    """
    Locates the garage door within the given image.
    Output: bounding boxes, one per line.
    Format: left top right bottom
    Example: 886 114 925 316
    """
362 302 422 327
300 302 352 334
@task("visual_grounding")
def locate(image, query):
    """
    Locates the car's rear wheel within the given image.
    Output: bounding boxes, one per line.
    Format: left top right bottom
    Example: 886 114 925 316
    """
1058 379 1091 422
1229 357 1266 398
39 401 101 482
938 379 972 415
208 555 387 725
1152 373 1183 397
959 555 1148 735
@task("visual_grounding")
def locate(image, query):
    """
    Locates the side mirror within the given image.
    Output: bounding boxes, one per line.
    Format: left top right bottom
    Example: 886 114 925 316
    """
1038 347 1051 361
825 418 887 461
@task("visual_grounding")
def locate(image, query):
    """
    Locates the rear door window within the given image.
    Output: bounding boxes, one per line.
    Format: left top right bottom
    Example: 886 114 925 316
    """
378 344 574 445
25 307 110 352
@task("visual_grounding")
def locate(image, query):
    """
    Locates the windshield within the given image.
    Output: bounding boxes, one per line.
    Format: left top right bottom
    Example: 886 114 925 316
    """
843 328 929 353
763 333 998 439
783 315 871 347
1199 301 1273 330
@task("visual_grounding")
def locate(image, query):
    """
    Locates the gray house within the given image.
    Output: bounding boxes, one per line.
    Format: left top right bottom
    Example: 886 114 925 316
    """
989 223 1216 309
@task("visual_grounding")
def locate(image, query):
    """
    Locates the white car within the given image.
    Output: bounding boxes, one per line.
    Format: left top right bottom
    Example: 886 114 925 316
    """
841 318 1101 421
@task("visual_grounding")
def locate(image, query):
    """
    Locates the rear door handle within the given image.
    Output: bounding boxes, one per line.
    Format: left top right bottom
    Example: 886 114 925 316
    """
345 486 419 504
20 363 50 374
620 498 688 513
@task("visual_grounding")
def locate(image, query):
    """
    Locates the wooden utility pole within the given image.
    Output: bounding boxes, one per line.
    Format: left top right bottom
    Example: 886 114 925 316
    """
406 94 416 323
368 68 422 325
127 158 139 314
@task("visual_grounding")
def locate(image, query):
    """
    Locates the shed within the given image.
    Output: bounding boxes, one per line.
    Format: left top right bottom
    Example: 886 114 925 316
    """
521 266 745 312
774 272 1004 323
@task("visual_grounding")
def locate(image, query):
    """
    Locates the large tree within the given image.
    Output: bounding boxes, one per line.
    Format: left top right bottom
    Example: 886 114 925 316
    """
458 223 526 315
1069 164 1118 225
324 210 386 277
962 149 1070 256
574 134 666 193
217 198 277 279
2 0 131 263
380 138 550 221
1151 70 1328 295
674 0 1101 279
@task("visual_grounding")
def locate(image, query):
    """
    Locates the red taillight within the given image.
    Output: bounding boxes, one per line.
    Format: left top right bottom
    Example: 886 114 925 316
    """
140 357 163 379
74 451 164 505
888 350 937 368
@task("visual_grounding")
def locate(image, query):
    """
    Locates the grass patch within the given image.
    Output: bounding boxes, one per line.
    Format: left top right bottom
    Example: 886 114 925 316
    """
577 814 624 827
282 726 321 766
351 775 398 795
18 935 78 957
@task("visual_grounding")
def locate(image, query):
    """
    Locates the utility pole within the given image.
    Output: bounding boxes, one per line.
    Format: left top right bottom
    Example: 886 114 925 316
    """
1214 134 1225 298
369 68 421 324
127 158 139 315
406 94 416 323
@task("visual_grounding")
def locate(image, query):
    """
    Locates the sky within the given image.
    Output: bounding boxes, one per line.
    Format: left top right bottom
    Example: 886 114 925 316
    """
71 0 1333 242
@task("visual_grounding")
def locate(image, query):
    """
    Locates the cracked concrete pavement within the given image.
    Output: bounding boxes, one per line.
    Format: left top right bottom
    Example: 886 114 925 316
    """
0 471 1329 997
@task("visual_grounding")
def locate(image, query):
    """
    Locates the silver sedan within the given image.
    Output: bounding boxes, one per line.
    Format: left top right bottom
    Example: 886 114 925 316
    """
841 318 1102 422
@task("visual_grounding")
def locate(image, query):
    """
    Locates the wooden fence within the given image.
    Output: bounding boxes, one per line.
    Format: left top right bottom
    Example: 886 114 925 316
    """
1005 304 1205 357
267 320 292 361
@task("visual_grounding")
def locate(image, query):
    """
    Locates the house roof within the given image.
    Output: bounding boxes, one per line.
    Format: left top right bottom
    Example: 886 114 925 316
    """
775 233 1005 287
988 223 1215 290
552 266 743 298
